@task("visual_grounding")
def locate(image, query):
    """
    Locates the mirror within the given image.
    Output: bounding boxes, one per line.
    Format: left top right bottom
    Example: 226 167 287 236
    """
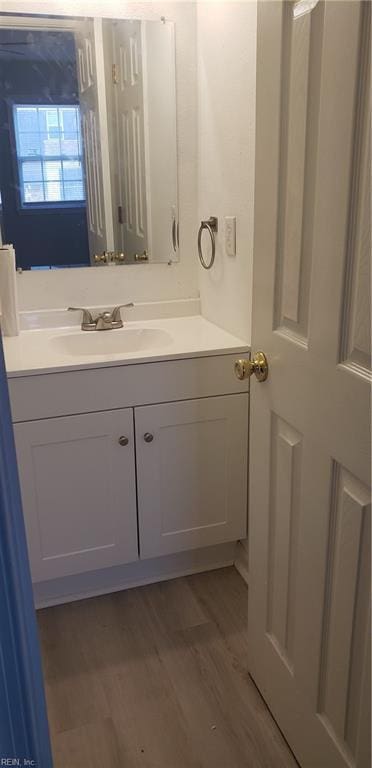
0 15 179 269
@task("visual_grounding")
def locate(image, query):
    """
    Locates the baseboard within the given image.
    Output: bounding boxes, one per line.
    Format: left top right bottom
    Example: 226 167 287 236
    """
234 540 249 585
34 542 236 608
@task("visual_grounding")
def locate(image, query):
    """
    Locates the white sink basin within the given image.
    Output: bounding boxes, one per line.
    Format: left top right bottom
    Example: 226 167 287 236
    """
52 327 173 357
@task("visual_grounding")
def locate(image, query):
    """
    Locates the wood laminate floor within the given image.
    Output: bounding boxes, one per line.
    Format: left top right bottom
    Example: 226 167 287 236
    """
37 567 298 768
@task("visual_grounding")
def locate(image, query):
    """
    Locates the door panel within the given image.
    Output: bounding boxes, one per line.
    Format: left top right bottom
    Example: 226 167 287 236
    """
249 2 371 767
339 32 371 375
266 414 302 665
75 18 114 260
14 409 138 581
112 20 148 259
318 466 370 740
135 395 248 558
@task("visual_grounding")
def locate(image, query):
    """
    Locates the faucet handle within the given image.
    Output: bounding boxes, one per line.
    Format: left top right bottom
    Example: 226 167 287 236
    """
67 307 94 326
111 303 134 323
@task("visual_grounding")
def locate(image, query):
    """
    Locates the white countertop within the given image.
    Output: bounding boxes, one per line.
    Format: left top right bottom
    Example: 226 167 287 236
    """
4 315 250 377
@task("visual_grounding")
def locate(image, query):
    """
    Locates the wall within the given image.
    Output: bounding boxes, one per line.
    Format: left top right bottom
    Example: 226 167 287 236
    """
197 0 257 562
197 0 257 342
0 1 199 310
0 0 257 325
142 20 178 263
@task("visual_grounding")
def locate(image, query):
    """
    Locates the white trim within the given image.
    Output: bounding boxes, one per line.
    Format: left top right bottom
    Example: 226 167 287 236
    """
33 541 236 608
234 540 249 585
0 15 79 31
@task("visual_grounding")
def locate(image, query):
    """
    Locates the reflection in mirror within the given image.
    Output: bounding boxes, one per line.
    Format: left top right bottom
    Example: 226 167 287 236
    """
0 16 179 269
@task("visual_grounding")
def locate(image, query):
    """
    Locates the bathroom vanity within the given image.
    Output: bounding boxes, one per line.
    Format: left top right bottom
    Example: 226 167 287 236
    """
4 309 250 607
0 6 251 609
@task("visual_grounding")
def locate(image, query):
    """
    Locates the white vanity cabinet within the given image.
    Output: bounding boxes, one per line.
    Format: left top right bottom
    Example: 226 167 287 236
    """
135 394 248 558
9 351 249 600
14 409 138 582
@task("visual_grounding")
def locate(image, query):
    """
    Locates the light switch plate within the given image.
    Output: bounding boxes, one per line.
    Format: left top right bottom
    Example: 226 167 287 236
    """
224 216 236 256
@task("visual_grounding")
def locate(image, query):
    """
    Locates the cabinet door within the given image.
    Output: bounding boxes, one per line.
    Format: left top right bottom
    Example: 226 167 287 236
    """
135 394 248 558
14 409 138 582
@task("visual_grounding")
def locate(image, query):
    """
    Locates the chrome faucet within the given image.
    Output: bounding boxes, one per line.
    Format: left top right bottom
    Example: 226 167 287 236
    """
67 303 134 331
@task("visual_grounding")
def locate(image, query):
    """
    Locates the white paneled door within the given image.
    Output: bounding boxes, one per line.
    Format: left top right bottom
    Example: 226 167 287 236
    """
248 2 371 768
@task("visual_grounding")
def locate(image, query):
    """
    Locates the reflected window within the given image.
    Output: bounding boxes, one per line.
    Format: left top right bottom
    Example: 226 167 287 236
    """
13 105 85 206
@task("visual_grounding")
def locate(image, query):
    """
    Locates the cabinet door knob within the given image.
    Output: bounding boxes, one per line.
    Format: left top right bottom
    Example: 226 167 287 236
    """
118 435 129 446
143 432 154 443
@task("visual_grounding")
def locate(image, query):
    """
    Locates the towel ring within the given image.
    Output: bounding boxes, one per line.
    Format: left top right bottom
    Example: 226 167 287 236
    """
198 216 218 270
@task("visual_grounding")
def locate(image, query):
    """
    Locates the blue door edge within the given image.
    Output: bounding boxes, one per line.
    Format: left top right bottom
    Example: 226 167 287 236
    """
0 332 53 767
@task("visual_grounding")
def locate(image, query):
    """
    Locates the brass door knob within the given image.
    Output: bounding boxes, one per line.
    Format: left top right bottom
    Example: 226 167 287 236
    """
118 436 129 446
234 352 268 382
144 433 154 443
